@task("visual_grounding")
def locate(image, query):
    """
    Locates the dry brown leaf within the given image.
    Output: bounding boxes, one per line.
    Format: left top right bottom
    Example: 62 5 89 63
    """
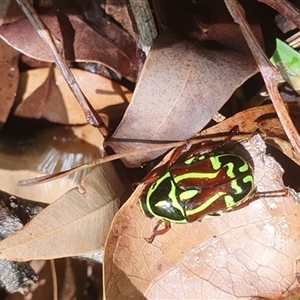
108 29 259 167
80 0 136 61
0 159 127 261
103 0 135 39
0 125 103 203
201 103 300 166
0 12 138 81
0 1 10 26
104 134 300 299
279 285 300 300
108 0 273 167
15 67 132 125
15 65 67 123
0 0 25 25
0 38 19 128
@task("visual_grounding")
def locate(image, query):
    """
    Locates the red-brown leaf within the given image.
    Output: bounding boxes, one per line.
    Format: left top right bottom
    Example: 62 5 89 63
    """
108 30 259 167
0 12 139 81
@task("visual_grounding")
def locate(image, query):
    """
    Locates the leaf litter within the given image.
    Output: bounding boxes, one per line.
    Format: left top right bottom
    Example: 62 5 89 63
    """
1 0 300 299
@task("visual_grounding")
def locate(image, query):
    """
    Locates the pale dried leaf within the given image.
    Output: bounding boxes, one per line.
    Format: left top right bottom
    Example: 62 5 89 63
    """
0 161 126 261
15 67 132 125
104 134 300 299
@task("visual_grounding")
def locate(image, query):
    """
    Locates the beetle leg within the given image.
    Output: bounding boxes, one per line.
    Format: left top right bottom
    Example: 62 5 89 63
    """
168 126 240 168
139 127 240 188
234 189 288 210
185 126 240 159
220 189 289 213
167 140 193 168
134 163 167 189
144 220 171 243
256 189 288 198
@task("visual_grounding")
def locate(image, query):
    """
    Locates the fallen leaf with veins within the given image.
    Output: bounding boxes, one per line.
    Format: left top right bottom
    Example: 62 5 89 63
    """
108 28 260 167
104 134 300 300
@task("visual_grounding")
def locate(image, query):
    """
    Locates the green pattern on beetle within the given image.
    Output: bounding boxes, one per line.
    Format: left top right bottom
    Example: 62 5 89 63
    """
139 149 256 243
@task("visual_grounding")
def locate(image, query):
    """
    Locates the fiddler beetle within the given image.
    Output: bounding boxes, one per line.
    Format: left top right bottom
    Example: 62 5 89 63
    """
138 126 287 243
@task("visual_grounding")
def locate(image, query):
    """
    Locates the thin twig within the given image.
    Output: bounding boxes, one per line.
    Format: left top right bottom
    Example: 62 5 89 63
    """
50 260 58 300
16 0 109 137
224 0 300 156
18 132 252 186
18 141 190 186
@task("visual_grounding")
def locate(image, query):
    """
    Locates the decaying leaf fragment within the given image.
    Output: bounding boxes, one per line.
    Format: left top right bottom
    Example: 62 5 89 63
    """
104 133 300 299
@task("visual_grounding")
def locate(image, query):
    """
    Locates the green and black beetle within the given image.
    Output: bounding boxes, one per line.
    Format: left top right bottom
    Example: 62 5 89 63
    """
139 127 285 243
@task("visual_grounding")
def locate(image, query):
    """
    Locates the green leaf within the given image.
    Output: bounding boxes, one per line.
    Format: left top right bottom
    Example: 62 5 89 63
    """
270 38 300 93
